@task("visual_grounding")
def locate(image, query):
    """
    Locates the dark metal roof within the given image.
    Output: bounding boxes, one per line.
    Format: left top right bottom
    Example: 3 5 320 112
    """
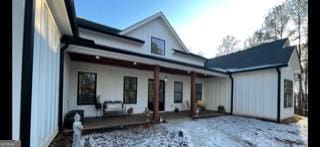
172 49 207 60
76 17 145 44
61 36 226 75
205 38 295 72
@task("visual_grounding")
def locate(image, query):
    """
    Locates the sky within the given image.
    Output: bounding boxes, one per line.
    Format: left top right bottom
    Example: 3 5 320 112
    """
75 0 286 58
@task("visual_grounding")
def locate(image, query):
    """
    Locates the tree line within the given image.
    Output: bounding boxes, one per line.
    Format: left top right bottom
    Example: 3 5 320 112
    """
216 0 308 116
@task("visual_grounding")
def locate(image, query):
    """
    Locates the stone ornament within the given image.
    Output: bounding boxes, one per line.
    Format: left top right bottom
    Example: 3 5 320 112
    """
72 113 84 147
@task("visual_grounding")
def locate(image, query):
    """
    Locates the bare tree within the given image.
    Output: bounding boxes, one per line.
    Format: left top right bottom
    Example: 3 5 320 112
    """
216 35 240 56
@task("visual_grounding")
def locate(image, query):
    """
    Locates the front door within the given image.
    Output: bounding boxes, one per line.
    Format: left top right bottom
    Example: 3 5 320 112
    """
148 79 165 111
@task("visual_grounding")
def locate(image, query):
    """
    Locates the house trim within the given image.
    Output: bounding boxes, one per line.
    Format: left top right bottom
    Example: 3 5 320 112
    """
20 0 36 146
276 68 281 122
228 73 234 114
64 0 79 37
119 12 189 52
61 36 227 75
58 43 69 130
77 18 145 44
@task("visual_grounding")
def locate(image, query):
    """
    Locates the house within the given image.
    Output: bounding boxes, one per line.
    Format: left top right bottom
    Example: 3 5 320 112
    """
12 0 301 146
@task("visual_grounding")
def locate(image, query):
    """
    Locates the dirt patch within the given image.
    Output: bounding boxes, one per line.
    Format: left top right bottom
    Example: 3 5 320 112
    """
281 115 302 124
49 133 72 147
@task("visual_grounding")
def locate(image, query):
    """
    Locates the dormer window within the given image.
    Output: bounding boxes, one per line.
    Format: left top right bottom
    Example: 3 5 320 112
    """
151 37 165 56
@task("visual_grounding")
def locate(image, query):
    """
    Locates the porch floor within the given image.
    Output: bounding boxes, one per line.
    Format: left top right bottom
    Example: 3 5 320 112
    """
63 110 227 134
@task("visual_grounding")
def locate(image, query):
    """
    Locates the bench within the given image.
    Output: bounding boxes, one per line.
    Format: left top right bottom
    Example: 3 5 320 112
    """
103 101 126 116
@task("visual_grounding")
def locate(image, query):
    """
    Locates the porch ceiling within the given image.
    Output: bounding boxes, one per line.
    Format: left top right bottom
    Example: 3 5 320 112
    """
68 52 214 78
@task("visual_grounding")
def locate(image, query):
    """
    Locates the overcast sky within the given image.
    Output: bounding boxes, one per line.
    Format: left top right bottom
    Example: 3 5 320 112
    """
75 0 286 58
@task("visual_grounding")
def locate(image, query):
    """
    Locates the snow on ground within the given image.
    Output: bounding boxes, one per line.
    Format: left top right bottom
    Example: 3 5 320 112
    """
83 115 308 147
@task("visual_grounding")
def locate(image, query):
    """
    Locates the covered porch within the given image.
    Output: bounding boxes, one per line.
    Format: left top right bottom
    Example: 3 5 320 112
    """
61 37 231 131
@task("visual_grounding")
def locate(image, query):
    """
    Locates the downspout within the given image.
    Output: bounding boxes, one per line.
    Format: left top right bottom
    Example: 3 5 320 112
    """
58 43 69 131
228 72 234 115
276 68 281 122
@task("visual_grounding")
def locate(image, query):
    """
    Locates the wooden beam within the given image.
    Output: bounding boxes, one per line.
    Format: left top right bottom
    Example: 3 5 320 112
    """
153 65 160 122
190 71 196 118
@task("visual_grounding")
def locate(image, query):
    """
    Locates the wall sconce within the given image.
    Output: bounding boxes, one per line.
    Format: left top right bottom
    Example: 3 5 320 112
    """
95 56 100 59
133 62 137 65
164 76 168 82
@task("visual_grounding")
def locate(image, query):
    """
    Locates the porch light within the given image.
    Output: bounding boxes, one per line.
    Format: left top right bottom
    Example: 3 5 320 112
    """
133 62 137 65
164 76 167 82
95 56 100 59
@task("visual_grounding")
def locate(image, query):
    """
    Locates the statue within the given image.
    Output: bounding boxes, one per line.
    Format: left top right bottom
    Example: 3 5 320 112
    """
72 113 84 147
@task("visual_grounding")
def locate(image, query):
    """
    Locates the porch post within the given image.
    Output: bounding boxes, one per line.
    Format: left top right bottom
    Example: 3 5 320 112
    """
190 71 196 118
153 65 160 122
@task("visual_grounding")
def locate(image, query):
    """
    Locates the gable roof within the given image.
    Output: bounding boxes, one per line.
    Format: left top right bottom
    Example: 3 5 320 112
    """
76 17 145 44
205 38 296 73
119 12 189 52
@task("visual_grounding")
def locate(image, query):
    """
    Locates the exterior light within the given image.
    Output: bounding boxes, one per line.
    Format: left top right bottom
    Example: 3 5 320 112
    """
164 76 168 82
133 62 137 65
95 56 100 59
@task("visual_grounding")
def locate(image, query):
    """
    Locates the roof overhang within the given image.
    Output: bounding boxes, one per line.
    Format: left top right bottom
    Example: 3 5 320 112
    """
61 36 227 77
209 63 289 74
46 0 77 36
172 48 207 61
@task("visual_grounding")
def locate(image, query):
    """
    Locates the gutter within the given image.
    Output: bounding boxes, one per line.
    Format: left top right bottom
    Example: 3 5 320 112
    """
228 72 234 115
64 0 79 37
58 43 69 130
276 68 281 122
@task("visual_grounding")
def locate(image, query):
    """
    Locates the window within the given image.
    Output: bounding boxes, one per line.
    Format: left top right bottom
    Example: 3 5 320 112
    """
174 81 183 103
77 72 97 105
124 76 137 104
151 37 165 56
284 79 293 108
195 83 202 102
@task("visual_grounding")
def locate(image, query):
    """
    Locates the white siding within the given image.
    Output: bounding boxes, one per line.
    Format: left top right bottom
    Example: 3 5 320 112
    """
233 69 278 120
12 0 25 140
79 17 205 66
280 51 299 119
204 78 231 113
64 59 207 117
30 0 61 146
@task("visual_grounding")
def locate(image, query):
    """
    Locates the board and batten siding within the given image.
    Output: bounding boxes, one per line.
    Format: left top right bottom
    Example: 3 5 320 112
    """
233 69 278 120
30 0 61 146
204 78 231 113
280 50 299 119
63 57 206 117
79 17 205 66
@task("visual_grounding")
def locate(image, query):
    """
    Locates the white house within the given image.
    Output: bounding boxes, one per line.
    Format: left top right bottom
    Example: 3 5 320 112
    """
12 0 301 146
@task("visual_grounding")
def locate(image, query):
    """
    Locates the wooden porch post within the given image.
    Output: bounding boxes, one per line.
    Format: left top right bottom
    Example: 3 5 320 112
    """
153 65 160 122
190 71 196 118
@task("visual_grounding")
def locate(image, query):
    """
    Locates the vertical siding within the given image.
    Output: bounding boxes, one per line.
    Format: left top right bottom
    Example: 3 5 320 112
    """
30 0 61 146
233 69 278 120
280 52 296 119
204 78 231 112
63 60 208 117
12 0 25 140
79 17 205 66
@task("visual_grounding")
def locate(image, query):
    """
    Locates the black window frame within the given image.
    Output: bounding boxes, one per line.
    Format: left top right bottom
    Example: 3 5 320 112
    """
195 83 202 102
284 79 293 108
174 81 183 103
151 36 165 56
77 72 97 105
123 76 138 104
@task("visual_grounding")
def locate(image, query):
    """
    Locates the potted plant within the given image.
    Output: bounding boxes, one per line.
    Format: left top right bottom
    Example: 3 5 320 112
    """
143 107 151 122
174 107 179 112
95 95 102 109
